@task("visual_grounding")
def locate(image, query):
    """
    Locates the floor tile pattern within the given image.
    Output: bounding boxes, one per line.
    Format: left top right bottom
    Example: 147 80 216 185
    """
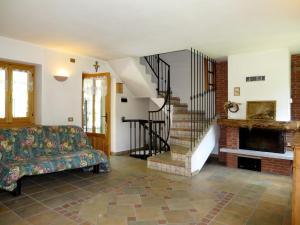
0 156 292 225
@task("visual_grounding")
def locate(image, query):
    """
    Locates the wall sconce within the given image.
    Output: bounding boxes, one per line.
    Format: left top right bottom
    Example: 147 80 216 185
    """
54 69 70 82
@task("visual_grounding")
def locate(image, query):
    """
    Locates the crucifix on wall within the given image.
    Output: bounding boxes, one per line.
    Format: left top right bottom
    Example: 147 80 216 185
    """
93 61 100 72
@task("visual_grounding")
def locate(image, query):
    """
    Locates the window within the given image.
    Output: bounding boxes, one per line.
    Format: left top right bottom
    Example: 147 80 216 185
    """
82 74 109 134
0 62 35 127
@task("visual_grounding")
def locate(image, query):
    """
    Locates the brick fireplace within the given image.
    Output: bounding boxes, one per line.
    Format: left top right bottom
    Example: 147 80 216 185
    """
221 126 293 176
214 53 300 176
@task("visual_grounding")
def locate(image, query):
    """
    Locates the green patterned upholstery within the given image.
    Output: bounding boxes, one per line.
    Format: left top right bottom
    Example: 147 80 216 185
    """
0 126 109 191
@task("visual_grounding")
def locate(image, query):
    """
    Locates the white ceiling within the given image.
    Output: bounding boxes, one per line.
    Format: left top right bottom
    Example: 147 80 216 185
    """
0 0 300 60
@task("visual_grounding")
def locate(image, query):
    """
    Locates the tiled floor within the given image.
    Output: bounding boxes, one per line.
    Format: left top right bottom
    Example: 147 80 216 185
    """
0 156 292 225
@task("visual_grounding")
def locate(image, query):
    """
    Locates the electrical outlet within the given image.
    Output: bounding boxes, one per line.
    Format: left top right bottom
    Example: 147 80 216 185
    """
68 117 74 122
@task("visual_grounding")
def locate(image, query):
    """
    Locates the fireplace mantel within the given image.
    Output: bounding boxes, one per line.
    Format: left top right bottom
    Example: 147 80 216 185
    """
218 118 300 131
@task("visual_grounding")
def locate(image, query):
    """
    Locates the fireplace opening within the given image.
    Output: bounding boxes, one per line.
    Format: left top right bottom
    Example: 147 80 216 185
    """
239 128 285 153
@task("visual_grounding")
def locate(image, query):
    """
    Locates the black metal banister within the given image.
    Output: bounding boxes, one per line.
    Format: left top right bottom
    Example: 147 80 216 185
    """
190 48 216 149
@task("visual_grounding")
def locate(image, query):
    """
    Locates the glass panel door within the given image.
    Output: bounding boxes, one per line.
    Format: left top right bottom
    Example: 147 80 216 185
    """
12 69 31 118
95 78 107 134
0 68 6 119
83 78 94 132
82 73 111 157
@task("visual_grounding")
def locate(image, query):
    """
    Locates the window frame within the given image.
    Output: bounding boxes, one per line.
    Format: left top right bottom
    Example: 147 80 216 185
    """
0 61 35 127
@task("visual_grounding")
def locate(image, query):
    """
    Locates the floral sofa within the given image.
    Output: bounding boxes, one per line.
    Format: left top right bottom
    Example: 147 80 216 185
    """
0 126 109 195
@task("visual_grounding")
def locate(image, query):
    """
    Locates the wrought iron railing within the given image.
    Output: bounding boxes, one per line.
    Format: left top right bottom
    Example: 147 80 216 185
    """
122 54 171 159
190 48 216 149
122 118 167 158
145 54 171 154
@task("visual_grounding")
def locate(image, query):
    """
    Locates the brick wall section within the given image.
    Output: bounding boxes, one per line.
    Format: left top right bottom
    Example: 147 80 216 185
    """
216 61 228 119
226 154 237 168
216 62 228 162
261 158 293 176
226 127 239 149
291 54 300 120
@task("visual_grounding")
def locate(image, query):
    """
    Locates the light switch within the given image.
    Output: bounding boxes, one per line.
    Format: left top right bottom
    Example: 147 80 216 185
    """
68 117 74 122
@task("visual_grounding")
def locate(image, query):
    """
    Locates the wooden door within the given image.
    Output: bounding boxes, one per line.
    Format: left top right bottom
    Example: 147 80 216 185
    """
82 72 111 157
293 145 300 225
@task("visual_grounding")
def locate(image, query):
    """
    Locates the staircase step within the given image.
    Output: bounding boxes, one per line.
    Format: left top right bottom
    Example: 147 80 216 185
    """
173 103 188 108
173 113 205 120
170 128 202 131
148 152 185 167
171 97 180 101
173 119 208 124
170 136 196 141
170 128 203 137
171 145 190 155
170 135 199 148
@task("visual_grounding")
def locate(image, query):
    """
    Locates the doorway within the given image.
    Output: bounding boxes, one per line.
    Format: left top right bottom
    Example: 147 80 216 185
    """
82 72 111 157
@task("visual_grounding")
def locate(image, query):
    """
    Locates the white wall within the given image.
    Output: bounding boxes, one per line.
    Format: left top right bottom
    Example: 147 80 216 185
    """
228 49 291 121
0 36 150 153
115 88 149 152
160 50 191 107
191 124 219 173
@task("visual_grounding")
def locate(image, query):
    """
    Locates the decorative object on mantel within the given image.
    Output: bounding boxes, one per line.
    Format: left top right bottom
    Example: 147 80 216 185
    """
93 61 100 72
247 101 276 120
246 75 265 82
54 68 69 82
224 101 240 113
218 118 300 131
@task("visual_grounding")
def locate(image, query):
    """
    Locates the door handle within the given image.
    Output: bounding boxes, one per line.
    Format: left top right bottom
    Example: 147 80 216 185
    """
101 113 108 123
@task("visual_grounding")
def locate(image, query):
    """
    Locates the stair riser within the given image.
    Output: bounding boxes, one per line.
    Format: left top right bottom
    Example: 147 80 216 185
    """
173 107 188 113
170 130 203 137
170 138 191 148
171 152 188 161
170 100 181 105
148 161 190 176
173 114 206 120
172 122 208 129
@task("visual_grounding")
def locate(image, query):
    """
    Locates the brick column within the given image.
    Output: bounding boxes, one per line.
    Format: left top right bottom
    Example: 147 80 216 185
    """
216 61 228 162
292 54 300 120
226 127 239 149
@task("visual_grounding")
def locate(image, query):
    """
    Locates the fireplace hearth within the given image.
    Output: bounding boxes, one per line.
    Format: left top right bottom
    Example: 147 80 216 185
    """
239 128 285 154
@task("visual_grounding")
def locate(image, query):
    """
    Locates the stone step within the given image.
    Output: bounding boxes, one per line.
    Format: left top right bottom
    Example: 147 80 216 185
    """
170 136 195 148
171 144 190 155
170 99 180 104
173 112 206 120
148 151 185 167
170 128 203 137
173 105 188 113
170 145 190 161
172 120 209 129
147 152 190 176
173 103 188 108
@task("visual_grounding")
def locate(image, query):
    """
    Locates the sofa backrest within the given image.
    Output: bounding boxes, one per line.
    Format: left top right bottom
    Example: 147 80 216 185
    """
0 126 92 161
0 128 19 161
45 126 92 153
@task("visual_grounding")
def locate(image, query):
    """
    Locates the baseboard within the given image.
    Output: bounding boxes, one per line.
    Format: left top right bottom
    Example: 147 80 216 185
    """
111 150 130 156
